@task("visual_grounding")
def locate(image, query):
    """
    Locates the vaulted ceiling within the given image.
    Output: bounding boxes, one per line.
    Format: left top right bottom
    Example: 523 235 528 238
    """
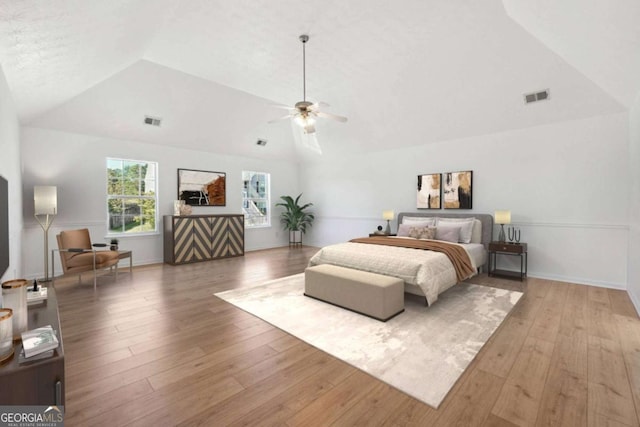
1 0 638 161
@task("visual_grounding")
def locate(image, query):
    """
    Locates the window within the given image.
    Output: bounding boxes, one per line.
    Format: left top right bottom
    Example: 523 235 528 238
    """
107 158 158 235
242 171 270 228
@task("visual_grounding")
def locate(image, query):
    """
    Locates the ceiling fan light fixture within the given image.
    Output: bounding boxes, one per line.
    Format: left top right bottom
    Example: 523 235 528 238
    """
294 113 315 128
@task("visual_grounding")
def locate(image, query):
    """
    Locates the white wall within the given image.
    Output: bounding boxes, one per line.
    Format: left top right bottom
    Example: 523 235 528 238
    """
0 64 22 283
20 127 299 279
629 94 640 313
301 113 630 289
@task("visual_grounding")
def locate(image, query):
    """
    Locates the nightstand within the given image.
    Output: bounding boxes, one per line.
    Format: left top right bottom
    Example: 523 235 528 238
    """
488 241 527 281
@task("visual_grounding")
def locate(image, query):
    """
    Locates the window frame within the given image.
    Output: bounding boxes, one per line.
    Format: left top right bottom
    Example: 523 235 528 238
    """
106 157 159 237
242 171 271 229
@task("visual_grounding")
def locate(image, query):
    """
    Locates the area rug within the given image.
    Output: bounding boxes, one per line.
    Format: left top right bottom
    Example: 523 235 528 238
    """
215 274 522 408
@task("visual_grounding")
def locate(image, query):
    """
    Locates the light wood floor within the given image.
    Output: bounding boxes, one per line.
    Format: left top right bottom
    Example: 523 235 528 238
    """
54 246 640 426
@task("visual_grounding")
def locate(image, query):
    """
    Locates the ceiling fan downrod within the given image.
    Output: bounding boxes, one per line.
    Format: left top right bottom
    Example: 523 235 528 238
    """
300 34 309 102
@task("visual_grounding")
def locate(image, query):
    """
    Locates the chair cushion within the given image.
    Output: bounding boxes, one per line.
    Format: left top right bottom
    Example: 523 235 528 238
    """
59 229 91 250
66 251 119 268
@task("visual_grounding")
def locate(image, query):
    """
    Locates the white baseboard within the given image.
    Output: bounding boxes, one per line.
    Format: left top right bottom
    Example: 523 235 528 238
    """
527 272 626 290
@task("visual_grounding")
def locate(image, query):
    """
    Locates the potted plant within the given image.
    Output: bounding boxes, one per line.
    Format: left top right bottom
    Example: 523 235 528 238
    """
276 194 315 246
110 238 119 251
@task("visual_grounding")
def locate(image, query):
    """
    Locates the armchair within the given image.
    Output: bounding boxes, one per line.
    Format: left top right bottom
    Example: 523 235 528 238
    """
54 229 120 290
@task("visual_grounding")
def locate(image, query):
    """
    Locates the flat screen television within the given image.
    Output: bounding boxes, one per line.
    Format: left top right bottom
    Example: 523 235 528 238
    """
0 176 8 279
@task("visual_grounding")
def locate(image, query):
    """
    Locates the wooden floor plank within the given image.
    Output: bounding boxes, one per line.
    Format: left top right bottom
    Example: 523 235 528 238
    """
490 336 555 426
614 314 640 423
178 349 342 426
528 281 568 343
535 330 588 427
433 368 505 427
587 335 638 427
227 357 352 427
284 370 378 426
558 283 588 338
475 315 531 378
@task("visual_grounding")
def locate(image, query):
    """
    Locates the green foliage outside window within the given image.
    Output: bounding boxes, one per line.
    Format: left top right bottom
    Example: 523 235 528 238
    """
107 158 157 234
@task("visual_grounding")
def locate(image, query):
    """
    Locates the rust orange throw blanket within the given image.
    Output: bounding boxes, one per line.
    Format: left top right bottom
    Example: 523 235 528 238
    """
349 237 476 282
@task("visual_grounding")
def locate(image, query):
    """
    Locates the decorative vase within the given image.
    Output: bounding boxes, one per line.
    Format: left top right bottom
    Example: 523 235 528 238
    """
0 308 13 362
174 200 185 216
1 279 28 340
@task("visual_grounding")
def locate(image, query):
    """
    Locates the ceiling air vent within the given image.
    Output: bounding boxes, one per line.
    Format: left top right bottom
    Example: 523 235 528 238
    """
144 116 162 127
524 89 550 105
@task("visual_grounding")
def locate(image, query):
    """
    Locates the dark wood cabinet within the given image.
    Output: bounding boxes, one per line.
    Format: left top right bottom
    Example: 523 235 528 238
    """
0 286 64 406
488 241 528 281
164 214 244 265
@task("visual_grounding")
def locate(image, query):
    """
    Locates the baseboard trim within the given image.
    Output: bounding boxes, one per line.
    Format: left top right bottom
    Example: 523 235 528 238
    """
527 272 626 290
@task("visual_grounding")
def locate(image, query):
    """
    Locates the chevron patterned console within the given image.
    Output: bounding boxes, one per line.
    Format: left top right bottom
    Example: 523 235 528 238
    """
163 214 244 265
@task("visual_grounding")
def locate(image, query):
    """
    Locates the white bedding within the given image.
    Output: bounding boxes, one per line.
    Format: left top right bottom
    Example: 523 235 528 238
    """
462 243 486 269
308 240 482 305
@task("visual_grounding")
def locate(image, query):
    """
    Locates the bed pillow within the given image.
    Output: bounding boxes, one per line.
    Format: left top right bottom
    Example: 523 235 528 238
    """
470 219 482 243
435 224 462 243
397 223 415 237
409 226 436 240
401 216 436 227
397 224 435 239
436 217 475 244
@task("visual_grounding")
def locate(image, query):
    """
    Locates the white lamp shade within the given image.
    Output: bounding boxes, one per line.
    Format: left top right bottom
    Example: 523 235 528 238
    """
494 210 511 224
34 186 57 215
382 210 395 221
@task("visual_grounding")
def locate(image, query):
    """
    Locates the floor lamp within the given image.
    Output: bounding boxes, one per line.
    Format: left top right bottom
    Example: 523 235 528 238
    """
34 186 57 282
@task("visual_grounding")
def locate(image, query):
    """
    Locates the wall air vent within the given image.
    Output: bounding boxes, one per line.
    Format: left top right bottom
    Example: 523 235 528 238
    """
524 89 550 105
256 139 267 146
144 116 162 127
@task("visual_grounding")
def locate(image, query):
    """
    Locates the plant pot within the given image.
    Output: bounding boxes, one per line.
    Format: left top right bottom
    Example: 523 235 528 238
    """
289 230 302 247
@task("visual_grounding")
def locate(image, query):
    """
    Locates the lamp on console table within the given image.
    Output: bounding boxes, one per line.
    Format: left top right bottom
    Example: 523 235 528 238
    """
382 210 394 235
494 210 511 243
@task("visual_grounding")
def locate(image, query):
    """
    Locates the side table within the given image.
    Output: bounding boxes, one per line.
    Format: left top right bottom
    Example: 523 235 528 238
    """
488 241 527 281
117 250 133 273
0 285 64 405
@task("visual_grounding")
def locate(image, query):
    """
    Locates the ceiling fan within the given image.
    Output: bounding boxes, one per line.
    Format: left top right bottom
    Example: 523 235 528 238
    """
270 34 347 136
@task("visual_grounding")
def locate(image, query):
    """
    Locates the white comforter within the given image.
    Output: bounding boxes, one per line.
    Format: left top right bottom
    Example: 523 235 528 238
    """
308 242 460 305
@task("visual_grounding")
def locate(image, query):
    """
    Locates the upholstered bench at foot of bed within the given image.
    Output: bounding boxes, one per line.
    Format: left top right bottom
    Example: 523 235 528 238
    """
304 264 404 322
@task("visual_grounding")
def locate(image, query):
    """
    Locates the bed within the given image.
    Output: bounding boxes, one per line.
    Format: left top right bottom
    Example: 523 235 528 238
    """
307 212 493 305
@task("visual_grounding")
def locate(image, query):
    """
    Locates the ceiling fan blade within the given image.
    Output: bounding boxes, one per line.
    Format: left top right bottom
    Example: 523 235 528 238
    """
316 111 348 123
268 114 294 123
269 103 295 110
308 101 329 111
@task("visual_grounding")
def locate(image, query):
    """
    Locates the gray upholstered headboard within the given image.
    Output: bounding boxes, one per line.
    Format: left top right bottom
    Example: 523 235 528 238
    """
396 212 494 249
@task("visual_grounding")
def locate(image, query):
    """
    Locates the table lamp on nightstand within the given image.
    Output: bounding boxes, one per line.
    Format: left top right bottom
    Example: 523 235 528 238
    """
494 210 511 242
383 210 394 235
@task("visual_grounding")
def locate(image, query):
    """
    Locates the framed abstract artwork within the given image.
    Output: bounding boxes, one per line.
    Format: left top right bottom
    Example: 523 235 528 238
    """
178 168 226 206
417 173 441 209
443 170 472 209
